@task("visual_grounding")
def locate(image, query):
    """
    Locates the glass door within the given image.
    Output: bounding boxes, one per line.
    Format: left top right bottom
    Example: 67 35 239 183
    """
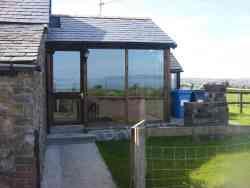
51 51 83 125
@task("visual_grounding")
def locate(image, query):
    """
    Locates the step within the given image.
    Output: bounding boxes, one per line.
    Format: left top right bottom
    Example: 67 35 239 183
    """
50 125 84 134
47 133 96 145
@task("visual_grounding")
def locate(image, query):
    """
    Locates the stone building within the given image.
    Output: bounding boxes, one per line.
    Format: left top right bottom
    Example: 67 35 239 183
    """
0 0 50 187
0 0 183 187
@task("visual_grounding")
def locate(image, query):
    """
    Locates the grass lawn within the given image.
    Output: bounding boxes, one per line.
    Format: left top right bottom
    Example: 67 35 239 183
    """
97 135 250 188
96 140 130 188
229 105 250 125
227 93 250 125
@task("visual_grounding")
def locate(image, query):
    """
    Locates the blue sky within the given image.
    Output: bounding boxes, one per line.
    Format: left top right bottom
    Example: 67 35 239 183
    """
52 0 250 78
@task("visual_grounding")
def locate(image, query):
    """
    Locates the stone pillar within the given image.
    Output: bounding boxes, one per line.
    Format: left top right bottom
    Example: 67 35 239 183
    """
184 83 229 126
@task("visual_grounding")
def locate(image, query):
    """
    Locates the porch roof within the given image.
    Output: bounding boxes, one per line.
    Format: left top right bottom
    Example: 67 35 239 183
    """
170 53 183 73
47 15 177 49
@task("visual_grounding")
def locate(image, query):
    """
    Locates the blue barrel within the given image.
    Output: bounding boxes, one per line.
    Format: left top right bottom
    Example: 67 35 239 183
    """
171 90 192 118
190 90 206 102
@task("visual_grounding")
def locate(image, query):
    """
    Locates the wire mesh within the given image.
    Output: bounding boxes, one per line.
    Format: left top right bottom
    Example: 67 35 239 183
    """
146 136 250 188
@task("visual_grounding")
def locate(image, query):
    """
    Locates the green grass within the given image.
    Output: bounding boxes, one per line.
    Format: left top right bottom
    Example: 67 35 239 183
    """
96 140 130 188
97 136 250 188
227 93 250 125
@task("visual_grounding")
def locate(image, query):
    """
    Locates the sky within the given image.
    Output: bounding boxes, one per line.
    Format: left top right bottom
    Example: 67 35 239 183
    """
52 0 250 79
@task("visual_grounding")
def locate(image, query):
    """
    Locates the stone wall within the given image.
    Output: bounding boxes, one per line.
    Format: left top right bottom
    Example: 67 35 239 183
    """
184 84 229 127
0 33 47 188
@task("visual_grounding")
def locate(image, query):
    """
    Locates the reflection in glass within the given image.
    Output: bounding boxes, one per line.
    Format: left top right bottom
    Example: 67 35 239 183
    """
171 73 177 90
53 51 80 92
87 97 126 122
53 98 80 122
145 99 164 120
128 50 164 97
87 49 125 96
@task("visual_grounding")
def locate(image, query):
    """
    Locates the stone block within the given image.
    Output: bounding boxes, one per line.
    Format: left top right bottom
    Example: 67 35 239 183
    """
204 83 227 93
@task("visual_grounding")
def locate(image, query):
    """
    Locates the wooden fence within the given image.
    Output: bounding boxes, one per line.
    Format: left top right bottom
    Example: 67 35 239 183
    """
227 90 250 113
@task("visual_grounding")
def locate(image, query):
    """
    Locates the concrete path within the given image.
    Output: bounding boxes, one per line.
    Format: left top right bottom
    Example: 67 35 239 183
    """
42 143 117 188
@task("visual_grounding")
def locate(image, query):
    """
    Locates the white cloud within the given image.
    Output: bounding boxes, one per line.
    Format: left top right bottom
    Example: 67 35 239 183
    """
154 16 250 78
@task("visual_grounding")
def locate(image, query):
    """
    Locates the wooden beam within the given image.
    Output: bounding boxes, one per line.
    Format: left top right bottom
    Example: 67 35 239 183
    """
125 49 129 123
80 49 88 125
46 41 177 51
46 50 54 133
176 72 181 89
163 48 171 122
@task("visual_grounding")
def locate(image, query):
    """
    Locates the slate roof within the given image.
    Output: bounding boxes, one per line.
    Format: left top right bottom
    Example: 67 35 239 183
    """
0 0 50 63
47 15 177 48
0 24 45 62
0 0 50 24
170 53 183 73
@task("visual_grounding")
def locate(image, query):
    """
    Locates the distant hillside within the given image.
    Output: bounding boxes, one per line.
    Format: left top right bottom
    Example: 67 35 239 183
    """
182 78 250 89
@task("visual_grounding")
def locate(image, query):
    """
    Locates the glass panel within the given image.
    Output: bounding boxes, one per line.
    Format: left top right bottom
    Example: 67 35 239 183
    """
128 50 164 97
171 73 177 90
127 98 164 123
145 99 164 121
128 97 146 123
53 98 80 122
87 97 126 123
53 51 80 92
87 49 125 96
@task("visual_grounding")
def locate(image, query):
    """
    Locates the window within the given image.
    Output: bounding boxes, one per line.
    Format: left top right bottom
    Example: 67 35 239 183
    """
87 49 125 96
128 50 164 121
128 50 164 97
87 49 126 122
53 51 80 92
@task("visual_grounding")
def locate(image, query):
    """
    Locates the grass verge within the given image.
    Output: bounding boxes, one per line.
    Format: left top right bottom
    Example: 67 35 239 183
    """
97 135 250 188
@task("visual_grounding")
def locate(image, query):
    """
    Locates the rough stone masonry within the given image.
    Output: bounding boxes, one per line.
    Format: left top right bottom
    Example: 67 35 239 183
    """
0 36 47 188
184 83 229 127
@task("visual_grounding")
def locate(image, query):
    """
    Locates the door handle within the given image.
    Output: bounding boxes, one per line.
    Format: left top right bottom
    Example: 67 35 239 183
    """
80 92 84 99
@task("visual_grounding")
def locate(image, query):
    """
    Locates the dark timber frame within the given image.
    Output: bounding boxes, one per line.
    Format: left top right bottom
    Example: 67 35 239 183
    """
176 72 181 89
46 42 172 130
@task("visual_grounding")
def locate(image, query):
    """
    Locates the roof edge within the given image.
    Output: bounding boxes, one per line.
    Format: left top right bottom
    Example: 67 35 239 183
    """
46 40 177 49
51 14 152 20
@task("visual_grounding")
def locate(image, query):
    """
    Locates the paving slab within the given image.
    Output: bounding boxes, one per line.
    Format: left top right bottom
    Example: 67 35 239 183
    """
42 143 117 188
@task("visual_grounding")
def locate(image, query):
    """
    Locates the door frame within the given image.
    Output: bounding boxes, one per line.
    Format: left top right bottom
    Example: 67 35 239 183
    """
46 49 88 126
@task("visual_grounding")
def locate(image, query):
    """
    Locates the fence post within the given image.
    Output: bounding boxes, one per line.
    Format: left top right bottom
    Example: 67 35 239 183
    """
240 92 243 113
130 120 146 188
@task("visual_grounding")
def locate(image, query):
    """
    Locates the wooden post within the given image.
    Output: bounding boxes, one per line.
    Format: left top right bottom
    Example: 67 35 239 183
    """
80 49 88 126
125 49 129 123
176 72 181 89
240 92 243 114
130 120 146 188
46 50 54 133
163 48 171 122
